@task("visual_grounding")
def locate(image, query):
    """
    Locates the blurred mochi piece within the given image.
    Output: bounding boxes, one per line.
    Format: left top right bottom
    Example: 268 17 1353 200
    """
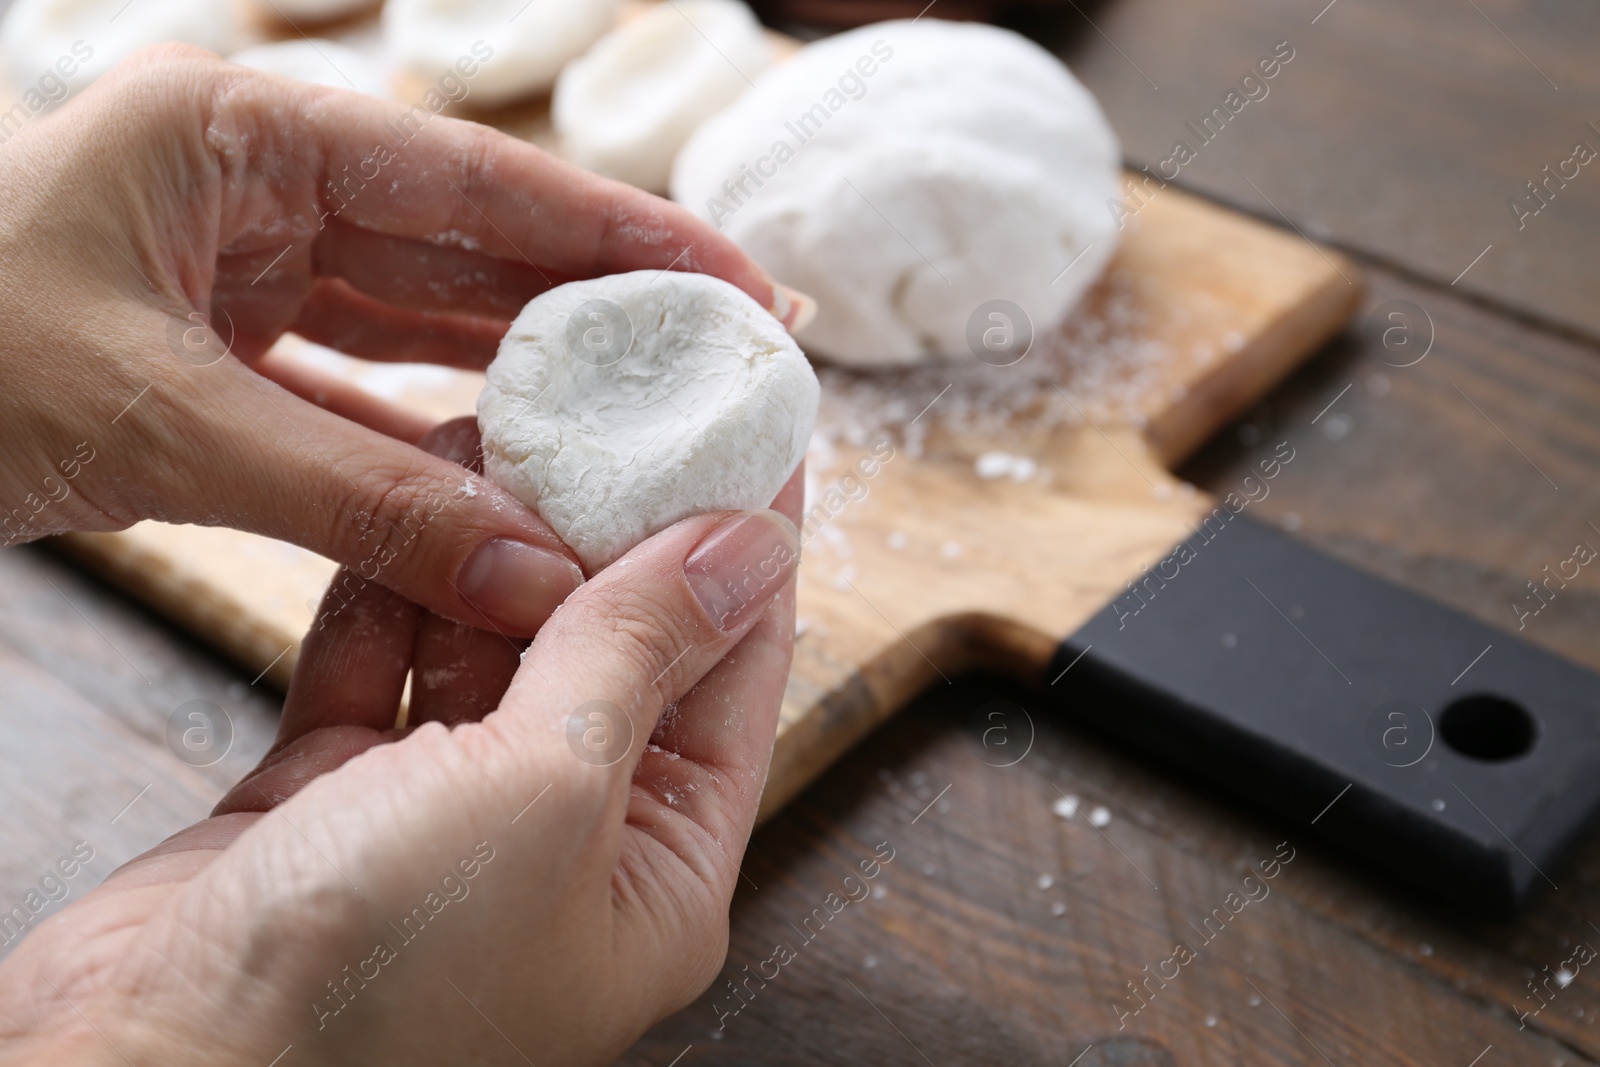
229 39 391 97
553 0 772 193
0 0 242 98
672 19 1122 368
383 0 622 107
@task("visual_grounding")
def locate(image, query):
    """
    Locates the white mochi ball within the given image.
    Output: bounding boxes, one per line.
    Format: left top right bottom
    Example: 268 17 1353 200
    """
229 40 391 97
478 271 818 572
382 0 622 108
553 0 772 193
0 0 242 98
671 19 1122 367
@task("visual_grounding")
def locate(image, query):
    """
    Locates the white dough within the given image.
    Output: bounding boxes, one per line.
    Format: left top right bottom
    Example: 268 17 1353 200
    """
553 0 772 193
478 271 818 572
229 40 391 97
382 0 622 108
0 0 242 97
671 20 1122 367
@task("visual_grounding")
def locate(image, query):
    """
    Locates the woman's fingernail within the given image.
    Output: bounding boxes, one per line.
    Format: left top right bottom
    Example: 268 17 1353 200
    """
457 539 584 634
684 511 801 633
769 282 818 334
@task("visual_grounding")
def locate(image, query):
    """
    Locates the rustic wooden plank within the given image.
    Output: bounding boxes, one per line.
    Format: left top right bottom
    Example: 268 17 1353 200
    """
1033 0 1600 342
0 547 278 957
1179 266 1600 684
623 672 1596 1066
0 547 278 782
1176 263 1600 1057
0 545 281 793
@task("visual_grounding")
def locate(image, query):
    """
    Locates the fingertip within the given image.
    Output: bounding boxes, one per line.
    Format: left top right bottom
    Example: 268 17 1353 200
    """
418 417 586 637
769 283 818 334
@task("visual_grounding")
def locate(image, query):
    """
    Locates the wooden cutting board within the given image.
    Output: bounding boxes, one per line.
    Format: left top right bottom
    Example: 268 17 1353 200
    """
55 6 1363 819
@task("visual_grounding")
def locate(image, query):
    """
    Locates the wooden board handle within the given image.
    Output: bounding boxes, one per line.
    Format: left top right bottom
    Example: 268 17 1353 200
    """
1052 514 1600 918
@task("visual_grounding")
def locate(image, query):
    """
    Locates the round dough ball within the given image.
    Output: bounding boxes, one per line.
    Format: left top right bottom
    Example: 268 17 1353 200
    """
553 0 772 193
229 39 391 97
671 19 1121 367
0 0 242 97
479 270 818 572
382 0 622 108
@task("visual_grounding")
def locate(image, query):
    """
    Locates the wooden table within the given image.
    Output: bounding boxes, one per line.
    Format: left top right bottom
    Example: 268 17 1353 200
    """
5 1 1600 1063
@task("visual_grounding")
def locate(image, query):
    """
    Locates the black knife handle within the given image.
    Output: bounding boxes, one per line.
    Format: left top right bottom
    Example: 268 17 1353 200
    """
1049 512 1600 918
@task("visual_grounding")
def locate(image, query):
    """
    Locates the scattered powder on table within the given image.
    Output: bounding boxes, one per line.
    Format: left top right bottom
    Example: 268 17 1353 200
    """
974 451 1038 482
809 275 1168 458
816 524 852 557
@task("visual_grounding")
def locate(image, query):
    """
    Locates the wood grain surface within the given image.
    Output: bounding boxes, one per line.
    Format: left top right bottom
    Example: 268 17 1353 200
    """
0 545 279 950
0 1 1597 1065
1033 0 1600 343
624 673 1600 1066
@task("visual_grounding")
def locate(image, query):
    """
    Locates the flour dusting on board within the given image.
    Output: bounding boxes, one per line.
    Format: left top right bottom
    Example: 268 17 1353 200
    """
809 275 1167 460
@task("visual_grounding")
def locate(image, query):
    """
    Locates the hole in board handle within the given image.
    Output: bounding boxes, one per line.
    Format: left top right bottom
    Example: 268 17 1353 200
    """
1439 694 1537 762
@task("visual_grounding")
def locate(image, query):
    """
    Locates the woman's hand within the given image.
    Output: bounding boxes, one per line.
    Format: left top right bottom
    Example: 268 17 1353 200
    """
0 418 804 1066
0 45 801 635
